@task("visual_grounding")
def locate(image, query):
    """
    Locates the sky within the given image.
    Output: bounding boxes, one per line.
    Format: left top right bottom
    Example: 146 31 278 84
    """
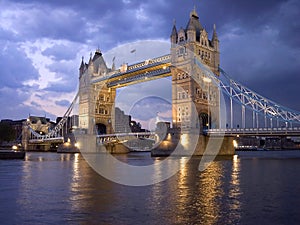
0 0 300 127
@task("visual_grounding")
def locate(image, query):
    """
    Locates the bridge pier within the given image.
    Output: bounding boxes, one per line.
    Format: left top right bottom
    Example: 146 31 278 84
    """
194 135 234 156
151 128 234 156
26 143 52 151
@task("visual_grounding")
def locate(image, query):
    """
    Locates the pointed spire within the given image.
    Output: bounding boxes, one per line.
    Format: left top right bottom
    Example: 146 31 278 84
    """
170 18 178 43
171 20 178 36
186 6 202 32
95 46 102 56
112 56 116 71
190 5 199 18
80 56 84 68
79 56 85 77
212 24 218 40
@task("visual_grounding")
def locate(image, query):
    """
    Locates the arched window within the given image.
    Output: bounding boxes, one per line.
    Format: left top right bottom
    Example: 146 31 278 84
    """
99 94 104 101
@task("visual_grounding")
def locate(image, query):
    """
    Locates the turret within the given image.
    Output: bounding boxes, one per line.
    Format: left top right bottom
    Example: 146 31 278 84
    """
92 48 108 75
79 56 85 78
170 20 178 44
186 20 196 42
186 7 203 42
212 24 219 51
88 52 94 73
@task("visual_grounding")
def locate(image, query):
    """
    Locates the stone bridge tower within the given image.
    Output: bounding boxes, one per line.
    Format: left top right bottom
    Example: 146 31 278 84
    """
170 8 220 132
79 49 116 135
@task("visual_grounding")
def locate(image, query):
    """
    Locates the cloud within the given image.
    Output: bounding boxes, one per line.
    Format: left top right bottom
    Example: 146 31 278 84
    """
0 0 299 122
129 96 172 121
0 41 39 88
55 99 71 107
0 86 55 120
42 44 78 61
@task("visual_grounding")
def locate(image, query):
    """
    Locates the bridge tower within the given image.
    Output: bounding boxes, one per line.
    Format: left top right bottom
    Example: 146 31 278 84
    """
170 8 220 132
79 49 116 135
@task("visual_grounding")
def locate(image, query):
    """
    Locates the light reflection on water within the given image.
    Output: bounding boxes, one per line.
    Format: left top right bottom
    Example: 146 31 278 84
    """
0 151 300 224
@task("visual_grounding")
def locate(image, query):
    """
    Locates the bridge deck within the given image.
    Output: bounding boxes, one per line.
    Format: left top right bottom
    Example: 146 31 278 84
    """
208 127 300 136
91 55 171 87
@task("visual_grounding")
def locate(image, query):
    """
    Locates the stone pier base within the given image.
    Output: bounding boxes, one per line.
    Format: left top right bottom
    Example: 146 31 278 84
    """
151 130 235 157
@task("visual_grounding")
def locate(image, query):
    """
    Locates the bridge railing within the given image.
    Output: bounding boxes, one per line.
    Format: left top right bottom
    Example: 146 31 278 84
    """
107 67 171 87
92 54 171 84
207 127 300 136
26 92 79 142
193 56 300 132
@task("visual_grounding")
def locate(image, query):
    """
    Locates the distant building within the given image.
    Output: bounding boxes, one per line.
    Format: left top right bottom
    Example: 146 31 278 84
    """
0 119 25 145
113 107 146 133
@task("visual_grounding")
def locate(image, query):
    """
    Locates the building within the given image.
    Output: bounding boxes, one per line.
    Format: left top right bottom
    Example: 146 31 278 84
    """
170 8 220 131
0 119 25 145
113 107 145 134
78 50 116 134
78 8 220 135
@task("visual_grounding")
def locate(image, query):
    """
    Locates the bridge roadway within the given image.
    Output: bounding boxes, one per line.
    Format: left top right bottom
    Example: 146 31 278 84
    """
207 127 300 136
91 54 171 88
30 127 300 144
28 137 64 144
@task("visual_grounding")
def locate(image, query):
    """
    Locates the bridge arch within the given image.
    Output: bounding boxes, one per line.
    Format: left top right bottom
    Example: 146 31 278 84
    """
199 112 209 131
96 123 107 135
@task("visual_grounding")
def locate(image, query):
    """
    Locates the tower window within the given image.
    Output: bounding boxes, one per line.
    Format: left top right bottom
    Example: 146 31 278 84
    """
99 95 104 101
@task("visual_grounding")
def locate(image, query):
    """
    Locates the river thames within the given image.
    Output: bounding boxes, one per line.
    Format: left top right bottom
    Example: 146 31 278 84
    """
1 151 300 225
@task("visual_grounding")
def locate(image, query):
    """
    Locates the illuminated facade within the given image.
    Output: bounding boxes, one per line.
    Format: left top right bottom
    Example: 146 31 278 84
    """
170 8 220 131
78 50 116 134
78 8 220 135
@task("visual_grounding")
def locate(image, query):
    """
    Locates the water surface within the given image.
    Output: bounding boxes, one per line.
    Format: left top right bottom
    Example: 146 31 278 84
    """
0 151 300 224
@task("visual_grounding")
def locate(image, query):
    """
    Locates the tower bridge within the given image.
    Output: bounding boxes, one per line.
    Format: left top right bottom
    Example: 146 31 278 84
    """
22 8 300 154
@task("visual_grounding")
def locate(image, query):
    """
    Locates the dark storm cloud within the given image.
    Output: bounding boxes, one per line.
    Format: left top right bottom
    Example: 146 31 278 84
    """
44 61 78 93
0 42 39 88
42 44 78 61
43 81 77 93
0 87 52 120
30 101 41 108
0 0 300 120
215 0 300 111
55 99 71 107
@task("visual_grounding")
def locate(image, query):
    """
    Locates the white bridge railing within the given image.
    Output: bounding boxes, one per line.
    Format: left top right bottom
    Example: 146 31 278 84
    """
207 127 300 136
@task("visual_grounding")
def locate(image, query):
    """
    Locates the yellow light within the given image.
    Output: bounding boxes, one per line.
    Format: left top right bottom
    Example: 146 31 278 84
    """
180 134 189 147
203 77 212 83
233 154 238 161
12 145 18 150
233 140 238 148
74 142 80 148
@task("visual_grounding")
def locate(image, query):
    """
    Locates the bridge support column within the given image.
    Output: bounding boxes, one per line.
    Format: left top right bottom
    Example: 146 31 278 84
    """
152 130 235 156
194 135 235 156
